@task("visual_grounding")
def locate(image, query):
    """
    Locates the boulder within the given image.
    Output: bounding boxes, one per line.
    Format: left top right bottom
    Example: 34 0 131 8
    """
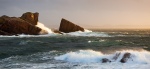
120 53 131 63
20 12 39 25
0 16 42 35
59 18 85 33
102 58 111 63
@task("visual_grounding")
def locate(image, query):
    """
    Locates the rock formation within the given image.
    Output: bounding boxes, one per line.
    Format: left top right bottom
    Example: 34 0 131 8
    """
0 30 12 35
20 12 39 25
0 12 48 35
59 18 85 33
102 58 111 63
100 52 132 63
0 16 42 35
120 53 131 63
113 52 121 60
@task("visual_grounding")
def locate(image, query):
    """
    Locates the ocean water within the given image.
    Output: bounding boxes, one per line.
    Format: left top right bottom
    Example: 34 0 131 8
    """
0 29 150 69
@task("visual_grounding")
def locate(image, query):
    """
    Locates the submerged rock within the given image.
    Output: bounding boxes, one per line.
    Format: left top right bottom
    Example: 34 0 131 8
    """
102 58 111 63
120 53 131 63
20 12 39 25
113 52 121 60
59 18 85 33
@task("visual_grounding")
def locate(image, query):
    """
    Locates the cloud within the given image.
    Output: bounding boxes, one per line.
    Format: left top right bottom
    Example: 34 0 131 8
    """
0 0 150 29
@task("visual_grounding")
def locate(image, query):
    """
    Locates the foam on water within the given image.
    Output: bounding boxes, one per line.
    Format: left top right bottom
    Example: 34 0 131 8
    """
0 29 111 38
36 22 53 34
66 31 111 37
1 50 150 69
55 50 150 64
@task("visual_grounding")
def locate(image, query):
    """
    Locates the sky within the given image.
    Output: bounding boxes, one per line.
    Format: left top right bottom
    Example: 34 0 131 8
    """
0 0 150 29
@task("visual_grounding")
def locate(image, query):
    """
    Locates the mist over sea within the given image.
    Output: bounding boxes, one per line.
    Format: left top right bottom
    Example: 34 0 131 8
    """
0 29 150 69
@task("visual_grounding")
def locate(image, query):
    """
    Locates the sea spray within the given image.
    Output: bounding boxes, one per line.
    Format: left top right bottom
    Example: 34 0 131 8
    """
84 29 92 32
55 50 150 64
66 31 111 37
55 50 103 63
36 22 53 34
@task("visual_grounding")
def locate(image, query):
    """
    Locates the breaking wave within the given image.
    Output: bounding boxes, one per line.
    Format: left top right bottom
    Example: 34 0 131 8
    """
1 50 150 69
65 31 111 37
36 22 54 34
0 23 111 37
55 50 150 64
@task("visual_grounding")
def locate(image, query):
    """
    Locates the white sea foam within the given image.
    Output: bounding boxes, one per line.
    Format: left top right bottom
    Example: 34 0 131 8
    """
1 50 150 69
36 22 54 34
0 22 111 37
55 50 150 64
66 31 111 37
84 29 92 32
65 29 111 37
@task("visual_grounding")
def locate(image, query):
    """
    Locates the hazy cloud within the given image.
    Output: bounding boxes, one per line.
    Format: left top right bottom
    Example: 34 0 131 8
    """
0 0 150 29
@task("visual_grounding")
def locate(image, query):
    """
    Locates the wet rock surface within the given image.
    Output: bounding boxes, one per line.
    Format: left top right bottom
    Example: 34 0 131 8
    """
0 12 42 35
59 18 84 33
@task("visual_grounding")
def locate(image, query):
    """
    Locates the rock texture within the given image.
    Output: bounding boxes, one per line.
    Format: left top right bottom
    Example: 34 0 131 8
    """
20 12 39 25
113 53 121 60
59 18 84 33
0 12 45 35
120 53 131 63
0 30 12 35
0 16 42 35
99 52 132 63
102 58 111 63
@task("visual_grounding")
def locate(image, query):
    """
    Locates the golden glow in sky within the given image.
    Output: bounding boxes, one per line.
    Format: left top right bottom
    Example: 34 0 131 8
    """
0 0 150 29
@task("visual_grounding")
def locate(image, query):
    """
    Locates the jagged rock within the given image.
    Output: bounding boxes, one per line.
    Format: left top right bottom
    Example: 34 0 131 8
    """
102 58 111 63
120 53 131 63
0 30 12 35
59 18 85 33
113 52 121 60
20 12 39 25
0 16 42 35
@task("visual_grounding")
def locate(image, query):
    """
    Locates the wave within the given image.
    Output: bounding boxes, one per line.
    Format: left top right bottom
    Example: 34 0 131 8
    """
36 22 54 34
1 50 150 69
55 50 150 64
65 31 111 37
0 24 111 37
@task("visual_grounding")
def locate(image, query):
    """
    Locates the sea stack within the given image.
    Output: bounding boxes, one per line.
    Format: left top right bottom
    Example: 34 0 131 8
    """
0 12 47 35
59 18 85 33
20 12 39 25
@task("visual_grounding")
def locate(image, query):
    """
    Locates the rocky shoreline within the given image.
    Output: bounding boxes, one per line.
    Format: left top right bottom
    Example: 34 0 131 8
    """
0 12 85 35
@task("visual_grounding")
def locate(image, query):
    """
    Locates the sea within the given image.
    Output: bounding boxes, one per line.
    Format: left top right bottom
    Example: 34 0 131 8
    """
0 23 150 69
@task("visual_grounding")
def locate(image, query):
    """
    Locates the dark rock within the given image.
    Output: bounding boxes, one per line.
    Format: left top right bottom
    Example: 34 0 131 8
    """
120 53 131 63
0 16 42 35
0 30 12 35
0 15 9 24
59 18 85 33
20 12 39 25
102 58 111 63
52 29 63 34
113 52 121 60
